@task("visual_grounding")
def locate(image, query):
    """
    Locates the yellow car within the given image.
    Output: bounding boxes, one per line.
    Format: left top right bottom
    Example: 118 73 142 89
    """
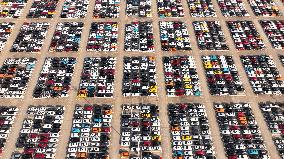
182 135 192 141
184 84 192 89
214 70 222 75
142 113 151 118
183 77 191 82
148 85 157 93
152 135 161 141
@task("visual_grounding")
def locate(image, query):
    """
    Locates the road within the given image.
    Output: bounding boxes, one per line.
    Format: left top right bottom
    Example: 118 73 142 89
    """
0 0 283 158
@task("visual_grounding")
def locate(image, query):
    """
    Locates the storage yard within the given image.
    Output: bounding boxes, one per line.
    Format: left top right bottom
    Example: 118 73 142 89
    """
0 0 284 158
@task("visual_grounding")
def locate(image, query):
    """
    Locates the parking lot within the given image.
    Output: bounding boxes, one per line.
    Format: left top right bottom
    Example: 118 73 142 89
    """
168 103 215 158
120 104 162 158
78 57 116 98
163 55 201 96
66 104 113 158
193 21 229 50
87 22 118 52
0 0 284 158
0 0 27 18
49 22 83 52
260 20 284 49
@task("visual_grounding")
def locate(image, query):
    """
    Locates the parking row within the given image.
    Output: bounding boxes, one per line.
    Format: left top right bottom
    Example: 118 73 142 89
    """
2 102 284 158
122 56 157 96
168 103 215 158
5 20 284 52
163 56 201 96
12 105 65 159
2 0 284 19
215 103 269 158
193 21 228 50
66 104 113 159
240 55 284 95
0 55 284 98
120 104 162 159
78 57 116 98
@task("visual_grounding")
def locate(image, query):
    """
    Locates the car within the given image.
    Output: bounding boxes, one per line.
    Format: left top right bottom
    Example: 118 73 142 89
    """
33 57 76 98
217 0 249 17
124 21 154 52
168 103 215 158
12 105 64 159
87 22 118 52
78 57 116 98
93 0 120 18
279 55 284 65
0 22 14 51
215 103 269 158
202 55 244 95
163 56 201 97
193 21 229 50
188 0 216 17
157 0 184 17
49 22 83 52
227 21 265 50
10 22 49 52
60 0 89 18
240 55 284 95
260 20 284 49
122 56 157 96
159 21 191 51
126 0 152 17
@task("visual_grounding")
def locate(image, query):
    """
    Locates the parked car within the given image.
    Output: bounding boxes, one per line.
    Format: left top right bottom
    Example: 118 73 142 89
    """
120 104 162 158
168 103 216 159
12 105 65 159
0 106 18 155
93 0 120 18
126 0 151 17
60 0 89 18
66 104 112 159
0 0 27 18
27 0 59 18
218 0 249 17
0 58 36 98
157 0 184 17
248 0 281 16
259 102 284 158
